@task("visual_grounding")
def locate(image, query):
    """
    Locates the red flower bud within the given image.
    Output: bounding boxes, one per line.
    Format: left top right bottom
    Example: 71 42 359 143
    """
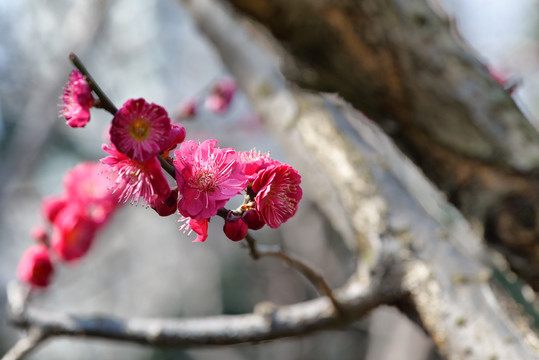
17 245 54 288
241 209 265 230
223 212 248 241
151 188 178 217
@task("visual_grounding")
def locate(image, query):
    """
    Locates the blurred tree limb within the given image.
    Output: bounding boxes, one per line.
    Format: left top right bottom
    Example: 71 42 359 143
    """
218 0 539 292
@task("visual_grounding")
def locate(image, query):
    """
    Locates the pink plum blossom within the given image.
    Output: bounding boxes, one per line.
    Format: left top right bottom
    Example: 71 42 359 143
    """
173 139 248 220
101 144 171 206
179 217 209 243
252 164 302 229
204 78 236 113
61 70 94 128
175 98 197 119
238 149 278 181
63 162 120 225
17 245 54 287
50 202 98 262
110 98 172 162
161 124 186 156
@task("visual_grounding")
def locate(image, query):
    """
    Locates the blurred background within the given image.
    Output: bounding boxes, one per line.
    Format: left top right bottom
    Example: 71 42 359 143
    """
0 0 538 359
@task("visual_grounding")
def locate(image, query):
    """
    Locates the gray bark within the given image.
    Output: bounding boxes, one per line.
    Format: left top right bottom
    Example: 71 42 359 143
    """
221 0 539 291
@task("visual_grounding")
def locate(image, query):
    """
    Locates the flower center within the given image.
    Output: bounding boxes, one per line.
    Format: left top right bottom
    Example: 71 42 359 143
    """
129 117 150 140
194 169 217 192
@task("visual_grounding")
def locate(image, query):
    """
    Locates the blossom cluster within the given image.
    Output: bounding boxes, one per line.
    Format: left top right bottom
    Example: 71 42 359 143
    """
17 162 121 287
18 69 302 288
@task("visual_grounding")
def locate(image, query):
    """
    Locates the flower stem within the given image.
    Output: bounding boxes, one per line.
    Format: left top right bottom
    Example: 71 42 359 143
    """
69 53 118 115
158 155 176 178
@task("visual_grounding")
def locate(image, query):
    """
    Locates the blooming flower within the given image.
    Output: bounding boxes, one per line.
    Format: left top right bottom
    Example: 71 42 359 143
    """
60 70 94 128
101 144 171 206
63 162 120 225
50 202 98 262
17 245 54 287
110 98 172 162
179 217 209 243
251 164 302 229
173 139 248 220
204 78 236 113
238 149 277 181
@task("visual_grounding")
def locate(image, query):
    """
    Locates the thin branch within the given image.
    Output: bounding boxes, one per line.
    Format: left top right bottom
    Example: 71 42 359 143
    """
7 273 402 348
158 155 176 178
69 52 118 115
2 328 47 360
245 234 346 316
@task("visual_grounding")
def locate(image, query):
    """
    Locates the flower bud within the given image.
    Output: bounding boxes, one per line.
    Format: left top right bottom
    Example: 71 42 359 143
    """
223 212 248 241
242 209 265 230
151 188 178 217
17 245 54 288
30 225 49 244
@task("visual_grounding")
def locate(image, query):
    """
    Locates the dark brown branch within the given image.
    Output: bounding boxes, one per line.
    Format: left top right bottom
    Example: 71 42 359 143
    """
69 52 118 115
158 155 176 178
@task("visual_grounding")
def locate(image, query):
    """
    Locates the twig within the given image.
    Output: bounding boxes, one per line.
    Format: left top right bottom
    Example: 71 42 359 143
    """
69 52 118 115
245 233 346 316
158 155 176 178
2 328 47 360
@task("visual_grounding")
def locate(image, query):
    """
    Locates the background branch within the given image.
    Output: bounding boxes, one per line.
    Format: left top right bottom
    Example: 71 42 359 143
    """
7 271 402 348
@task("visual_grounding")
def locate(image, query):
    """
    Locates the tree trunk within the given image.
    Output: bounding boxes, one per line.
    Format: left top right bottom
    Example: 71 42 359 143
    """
220 0 539 292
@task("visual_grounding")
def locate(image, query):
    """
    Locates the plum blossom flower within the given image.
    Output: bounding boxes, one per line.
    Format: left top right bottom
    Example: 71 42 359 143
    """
238 149 278 181
204 78 236 113
161 124 186 156
252 164 302 229
60 70 94 128
110 98 172 162
175 98 197 119
173 140 248 220
63 162 120 225
50 202 98 262
101 144 171 206
179 217 209 243
17 245 54 287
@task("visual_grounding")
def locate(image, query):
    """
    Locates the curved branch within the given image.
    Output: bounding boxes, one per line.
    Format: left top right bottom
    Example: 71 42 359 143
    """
245 234 346 316
7 273 402 347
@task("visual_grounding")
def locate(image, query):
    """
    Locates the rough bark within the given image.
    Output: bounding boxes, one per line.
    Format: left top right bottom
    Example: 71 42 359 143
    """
179 0 539 358
221 0 539 291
